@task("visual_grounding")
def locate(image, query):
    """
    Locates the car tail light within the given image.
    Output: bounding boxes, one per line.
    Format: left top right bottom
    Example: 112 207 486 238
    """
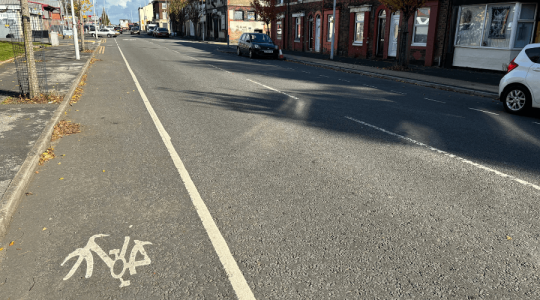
507 58 518 73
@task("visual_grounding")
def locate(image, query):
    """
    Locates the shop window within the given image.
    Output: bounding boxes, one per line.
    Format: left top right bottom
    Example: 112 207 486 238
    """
295 17 301 40
514 4 537 48
234 10 244 20
353 13 364 45
247 12 256 21
327 15 334 42
481 4 515 48
455 5 487 47
277 21 282 39
412 7 430 46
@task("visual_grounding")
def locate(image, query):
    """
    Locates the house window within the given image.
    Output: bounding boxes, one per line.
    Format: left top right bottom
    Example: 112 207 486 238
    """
162 12 167 19
234 10 244 20
277 21 282 39
327 15 334 42
514 4 537 48
353 13 364 45
162 3 167 9
295 17 301 40
412 7 430 46
247 12 256 21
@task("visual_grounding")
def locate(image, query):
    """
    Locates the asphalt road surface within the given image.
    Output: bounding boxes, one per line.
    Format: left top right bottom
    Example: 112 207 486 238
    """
1 34 540 299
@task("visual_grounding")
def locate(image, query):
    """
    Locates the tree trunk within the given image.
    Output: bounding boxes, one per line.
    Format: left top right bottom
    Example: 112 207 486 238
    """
397 14 410 67
266 21 270 36
21 0 40 98
78 0 85 51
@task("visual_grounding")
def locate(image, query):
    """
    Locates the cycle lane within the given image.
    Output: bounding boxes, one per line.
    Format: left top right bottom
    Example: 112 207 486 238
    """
0 38 236 298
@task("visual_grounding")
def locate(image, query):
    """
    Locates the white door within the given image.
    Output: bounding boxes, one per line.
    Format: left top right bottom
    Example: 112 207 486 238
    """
388 13 400 57
315 16 321 52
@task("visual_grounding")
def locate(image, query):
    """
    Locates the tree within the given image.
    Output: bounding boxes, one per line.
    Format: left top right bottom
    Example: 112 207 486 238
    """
250 0 279 36
185 0 203 37
65 0 93 16
379 0 426 67
169 0 189 35
101 8 111 25
20 0 39 98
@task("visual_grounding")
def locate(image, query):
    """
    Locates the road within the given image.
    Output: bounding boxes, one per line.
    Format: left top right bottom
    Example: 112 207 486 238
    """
1 34 540 299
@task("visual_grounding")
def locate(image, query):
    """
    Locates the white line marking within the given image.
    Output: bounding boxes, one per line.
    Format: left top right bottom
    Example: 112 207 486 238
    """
469 108 499 115
115 39 256 300
390 90 406 95
363 84 377 89
247 79 299 99
302 71 311 74
338 79 350 82
345 116 540 192
424 98 446 104
319 75 329 78
534 122 540 125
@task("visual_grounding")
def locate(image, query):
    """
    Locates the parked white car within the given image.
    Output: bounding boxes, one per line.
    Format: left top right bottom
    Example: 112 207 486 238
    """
91 28 119 38
499 43 540 114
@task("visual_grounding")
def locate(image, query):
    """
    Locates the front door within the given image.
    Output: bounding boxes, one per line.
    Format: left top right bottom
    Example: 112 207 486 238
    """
308 17 314 50
377 10 386 57
388 12 400 57
213 18 218 40
315 16 321 52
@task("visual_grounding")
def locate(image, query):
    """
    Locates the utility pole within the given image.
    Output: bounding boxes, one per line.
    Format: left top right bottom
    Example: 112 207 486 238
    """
70 0 81 60
329 0 336 60
20 0 40 97
78 0 86 51
93 0 97 38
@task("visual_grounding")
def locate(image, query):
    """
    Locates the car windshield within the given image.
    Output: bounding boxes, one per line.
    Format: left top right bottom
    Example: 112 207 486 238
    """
249 34 272 43
133 27 139 30
158 28 168 32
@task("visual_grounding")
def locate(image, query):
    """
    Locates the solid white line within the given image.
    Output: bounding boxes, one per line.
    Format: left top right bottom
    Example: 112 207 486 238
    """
424 98 446 104
363 84 377 89
469 108 499 115
339 79 350 83
319 75 329 78
345 116 540 192
115 40 255 300
390 90 406 95
246 79 299 99
534 122 540 125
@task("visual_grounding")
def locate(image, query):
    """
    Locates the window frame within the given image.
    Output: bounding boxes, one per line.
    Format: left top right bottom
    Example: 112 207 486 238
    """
353 12 364 46
295 17 301 41
411 7 430 47
327 15 334 42
513 3 538 49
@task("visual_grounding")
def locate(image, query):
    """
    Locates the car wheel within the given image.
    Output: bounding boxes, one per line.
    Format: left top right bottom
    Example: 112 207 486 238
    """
107 34 111 38
91 33 95 37
249 49 254 59
502 85 531 114
237 47 241 56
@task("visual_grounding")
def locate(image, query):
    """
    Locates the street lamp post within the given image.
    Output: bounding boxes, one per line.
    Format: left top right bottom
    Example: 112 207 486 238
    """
93 0 97 39
70 0 80 60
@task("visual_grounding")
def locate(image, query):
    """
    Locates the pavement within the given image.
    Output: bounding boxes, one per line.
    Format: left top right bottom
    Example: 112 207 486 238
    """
0 39 99 203
0 34 540 298
192 38 501 96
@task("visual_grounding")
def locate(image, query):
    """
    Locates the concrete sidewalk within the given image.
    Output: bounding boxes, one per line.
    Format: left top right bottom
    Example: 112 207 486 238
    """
0 40 99 213
178 37 501 97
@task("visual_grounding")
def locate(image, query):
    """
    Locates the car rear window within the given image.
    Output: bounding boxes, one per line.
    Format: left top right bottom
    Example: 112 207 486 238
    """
158 28 168 31
525 47 540 63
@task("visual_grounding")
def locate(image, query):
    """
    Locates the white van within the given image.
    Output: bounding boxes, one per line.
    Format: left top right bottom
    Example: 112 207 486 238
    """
147 24 157 35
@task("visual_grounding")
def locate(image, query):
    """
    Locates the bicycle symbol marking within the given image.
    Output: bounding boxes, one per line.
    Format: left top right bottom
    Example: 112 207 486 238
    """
61 234 152 287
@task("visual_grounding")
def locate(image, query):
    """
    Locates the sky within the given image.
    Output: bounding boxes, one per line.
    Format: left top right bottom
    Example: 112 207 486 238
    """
92 0 151 25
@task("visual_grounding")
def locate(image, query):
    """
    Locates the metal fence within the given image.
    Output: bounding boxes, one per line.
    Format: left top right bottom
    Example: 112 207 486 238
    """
9 17 48 96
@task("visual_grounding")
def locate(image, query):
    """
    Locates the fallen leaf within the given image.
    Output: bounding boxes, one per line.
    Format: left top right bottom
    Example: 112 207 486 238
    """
42 227 47 231
507 236 512 240
35 171 39 174
0 248 3 251
58 162 61 165
16 248 21 250
59 177 64 180
9 241 14 246
102 170 105 172
25 192 33 196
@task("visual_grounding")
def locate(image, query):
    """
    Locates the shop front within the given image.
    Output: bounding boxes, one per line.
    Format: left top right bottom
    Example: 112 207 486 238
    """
451 1 538 71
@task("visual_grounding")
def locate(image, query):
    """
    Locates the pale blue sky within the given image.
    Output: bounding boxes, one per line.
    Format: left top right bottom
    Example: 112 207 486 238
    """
94 0 151 25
